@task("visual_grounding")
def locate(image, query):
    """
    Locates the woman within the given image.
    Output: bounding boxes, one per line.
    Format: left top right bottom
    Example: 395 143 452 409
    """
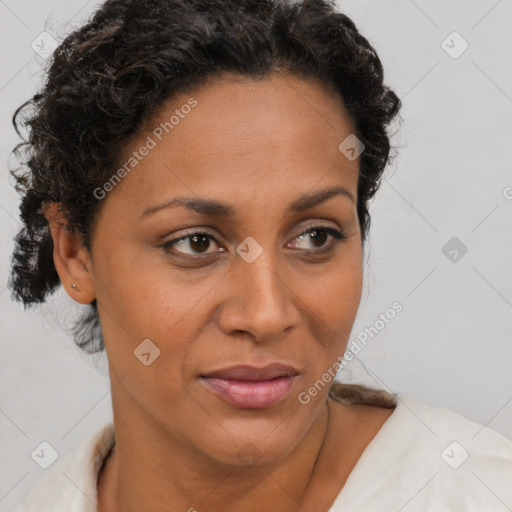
8 0 512 510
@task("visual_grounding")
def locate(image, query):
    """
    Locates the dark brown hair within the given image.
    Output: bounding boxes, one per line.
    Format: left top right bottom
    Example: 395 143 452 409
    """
8 0 402 356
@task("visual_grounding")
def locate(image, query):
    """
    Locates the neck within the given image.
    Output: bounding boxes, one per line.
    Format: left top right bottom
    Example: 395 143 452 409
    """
98 400 331 512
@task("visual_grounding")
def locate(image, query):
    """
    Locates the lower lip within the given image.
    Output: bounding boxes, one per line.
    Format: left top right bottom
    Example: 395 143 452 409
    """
201 375 298 409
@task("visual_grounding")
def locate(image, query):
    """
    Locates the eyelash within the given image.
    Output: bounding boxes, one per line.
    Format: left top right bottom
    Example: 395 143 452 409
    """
160 225 346 260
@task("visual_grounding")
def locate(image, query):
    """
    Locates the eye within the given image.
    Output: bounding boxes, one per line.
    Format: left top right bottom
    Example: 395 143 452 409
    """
288 225 346 252
160 225 346 259
160 230 224 258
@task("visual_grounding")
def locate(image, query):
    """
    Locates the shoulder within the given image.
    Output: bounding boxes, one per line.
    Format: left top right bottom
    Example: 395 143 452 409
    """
391 394 512 508
329 391 512 511
398 392 512 460
13 421 115 512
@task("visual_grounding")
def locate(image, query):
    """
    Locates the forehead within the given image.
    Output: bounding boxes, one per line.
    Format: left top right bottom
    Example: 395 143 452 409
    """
109 72 359 212
148 71 354 152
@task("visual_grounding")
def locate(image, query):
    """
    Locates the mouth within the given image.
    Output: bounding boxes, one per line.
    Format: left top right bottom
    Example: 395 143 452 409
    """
200 363 300 409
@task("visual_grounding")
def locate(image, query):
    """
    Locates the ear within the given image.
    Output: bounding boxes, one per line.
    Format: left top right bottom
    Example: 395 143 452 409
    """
42 202 96 304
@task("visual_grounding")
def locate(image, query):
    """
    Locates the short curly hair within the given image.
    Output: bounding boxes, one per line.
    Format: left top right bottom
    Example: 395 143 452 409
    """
8 0 402 354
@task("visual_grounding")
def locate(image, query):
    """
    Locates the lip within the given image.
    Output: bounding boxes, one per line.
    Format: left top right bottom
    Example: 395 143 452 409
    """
200 363 300 409
202 363 300 381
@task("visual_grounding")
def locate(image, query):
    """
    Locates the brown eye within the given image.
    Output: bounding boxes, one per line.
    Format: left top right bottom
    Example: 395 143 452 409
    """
161 231 224 257
160 225 346 261
290 226 345 251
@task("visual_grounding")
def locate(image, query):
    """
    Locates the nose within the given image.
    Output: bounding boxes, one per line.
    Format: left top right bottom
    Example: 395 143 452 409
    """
216 245 301 343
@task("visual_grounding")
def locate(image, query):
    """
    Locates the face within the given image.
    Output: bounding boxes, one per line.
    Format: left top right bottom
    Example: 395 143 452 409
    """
60 71 363 467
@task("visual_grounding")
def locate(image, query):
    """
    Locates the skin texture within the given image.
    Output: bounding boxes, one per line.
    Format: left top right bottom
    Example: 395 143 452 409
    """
43 71 394 512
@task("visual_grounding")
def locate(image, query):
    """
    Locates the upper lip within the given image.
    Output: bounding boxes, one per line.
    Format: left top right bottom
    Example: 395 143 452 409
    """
201 363 300 381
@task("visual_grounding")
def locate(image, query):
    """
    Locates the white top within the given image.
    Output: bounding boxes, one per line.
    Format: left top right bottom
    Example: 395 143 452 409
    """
13 392 512 512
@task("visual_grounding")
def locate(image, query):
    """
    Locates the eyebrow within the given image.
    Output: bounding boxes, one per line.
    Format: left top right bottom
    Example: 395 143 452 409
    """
140 185 354 219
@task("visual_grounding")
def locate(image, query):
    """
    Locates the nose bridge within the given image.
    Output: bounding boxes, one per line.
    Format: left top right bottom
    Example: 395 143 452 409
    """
225 236 299 340
239 237 286 306
243 250 283 299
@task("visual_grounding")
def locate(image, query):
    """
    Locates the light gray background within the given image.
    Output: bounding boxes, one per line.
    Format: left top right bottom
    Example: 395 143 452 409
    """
1 0 511 510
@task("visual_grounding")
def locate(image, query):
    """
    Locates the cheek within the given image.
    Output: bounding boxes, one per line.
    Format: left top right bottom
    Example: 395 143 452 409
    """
91 236 194 331
305 252 363 322
93 246 222 375
299 252 363 366
94 253 210 423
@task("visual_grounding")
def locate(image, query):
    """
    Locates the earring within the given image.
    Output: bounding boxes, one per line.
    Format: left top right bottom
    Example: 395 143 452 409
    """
71 283 78 290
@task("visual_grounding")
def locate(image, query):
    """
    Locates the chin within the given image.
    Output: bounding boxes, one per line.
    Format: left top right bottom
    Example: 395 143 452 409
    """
200 416 309 469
